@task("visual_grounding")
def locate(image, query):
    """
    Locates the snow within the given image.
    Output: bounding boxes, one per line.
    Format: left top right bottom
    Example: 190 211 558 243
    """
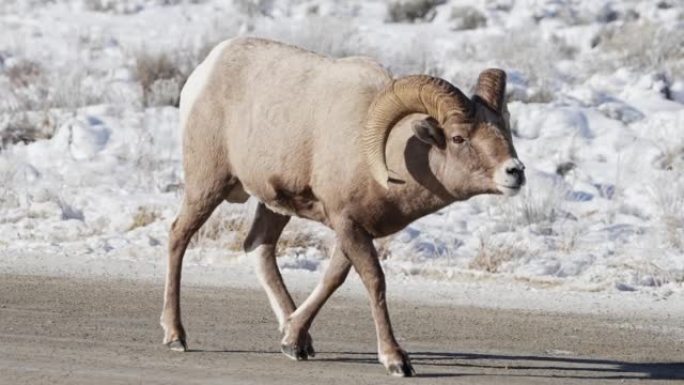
1 0 683 315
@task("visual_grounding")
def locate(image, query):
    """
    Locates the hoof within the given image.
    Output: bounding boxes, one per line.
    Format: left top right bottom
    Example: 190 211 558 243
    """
306 341 315 358
387 361 415 377
280 331 315 361
166 339 187 352
303 332 315 358
382 350 415 377
281 343 313 361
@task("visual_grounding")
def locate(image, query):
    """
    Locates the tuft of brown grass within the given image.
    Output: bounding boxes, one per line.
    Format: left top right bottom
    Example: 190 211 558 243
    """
3 58 108 114
7 59 42 88
186 205 332 256
651 177 684 251
84 0 196 14
189 205 250 251
133 51 186 107
387 0 446 23
83 0 119 13
277 229 331 257
0 112 56 149
468 237 527 273
127 206 160 231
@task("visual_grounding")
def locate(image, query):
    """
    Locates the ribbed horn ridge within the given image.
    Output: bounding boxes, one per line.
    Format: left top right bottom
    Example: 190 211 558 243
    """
362 75 473 188
473 68 507 113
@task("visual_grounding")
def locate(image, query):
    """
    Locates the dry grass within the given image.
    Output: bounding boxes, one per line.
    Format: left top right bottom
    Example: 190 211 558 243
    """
250 12 443 77
547 224 586 255
127 206 160 231
134 51 186 107
386 35 444 77
652 119 684 171
84 0 201 14
233 0 274 18
0 0 56 13
387 0 446 23
253 16 359 59
189 205 250 251
496 181 568 229
83 0 120 13
277 229 330 256
0 111 56 149
449 6 487 30
468 236 527 273
595 21 684 77
655 143 684 171
651 176 684 251
2 57 109 114
186 204 331 256
613 259 682 288
6 59 42 88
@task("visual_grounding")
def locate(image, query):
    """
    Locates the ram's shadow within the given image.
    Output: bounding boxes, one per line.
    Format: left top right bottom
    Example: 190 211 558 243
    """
310 351 684 380
187 348 683 380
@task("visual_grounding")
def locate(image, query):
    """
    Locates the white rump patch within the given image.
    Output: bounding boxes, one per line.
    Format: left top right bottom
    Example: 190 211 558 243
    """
179 40 230 130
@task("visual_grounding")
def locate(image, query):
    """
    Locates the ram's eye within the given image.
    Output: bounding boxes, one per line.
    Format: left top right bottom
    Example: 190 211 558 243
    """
452 135 465 144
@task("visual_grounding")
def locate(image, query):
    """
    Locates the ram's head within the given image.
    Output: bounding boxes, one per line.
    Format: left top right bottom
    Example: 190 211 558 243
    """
363 69 525 198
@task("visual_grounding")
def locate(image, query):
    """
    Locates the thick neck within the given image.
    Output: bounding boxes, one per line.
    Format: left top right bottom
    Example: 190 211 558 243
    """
382 116 460 225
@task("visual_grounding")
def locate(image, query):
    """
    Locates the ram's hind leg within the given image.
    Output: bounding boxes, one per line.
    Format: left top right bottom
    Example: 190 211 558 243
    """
160 176 242 351
244 203 315 360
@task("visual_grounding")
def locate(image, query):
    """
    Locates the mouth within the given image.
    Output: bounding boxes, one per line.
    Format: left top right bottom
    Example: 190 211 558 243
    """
497 183 522 196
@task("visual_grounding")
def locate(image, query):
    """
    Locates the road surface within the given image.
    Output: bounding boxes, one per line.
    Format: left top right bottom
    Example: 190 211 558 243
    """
1 275 682 384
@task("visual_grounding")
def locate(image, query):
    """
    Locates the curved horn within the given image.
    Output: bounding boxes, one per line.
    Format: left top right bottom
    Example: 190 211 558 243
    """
362 75 473 188
473 68 507 113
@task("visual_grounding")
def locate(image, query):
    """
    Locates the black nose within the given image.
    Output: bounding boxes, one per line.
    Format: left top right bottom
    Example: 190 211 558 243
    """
506 166 526 185
506 166 524 176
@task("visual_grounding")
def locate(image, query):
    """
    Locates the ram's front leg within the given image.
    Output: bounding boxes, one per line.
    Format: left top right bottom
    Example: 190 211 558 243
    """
281 244 351 360
335 219 414 377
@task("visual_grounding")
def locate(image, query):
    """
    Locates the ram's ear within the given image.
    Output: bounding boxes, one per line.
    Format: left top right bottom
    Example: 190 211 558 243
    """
412 117 446 149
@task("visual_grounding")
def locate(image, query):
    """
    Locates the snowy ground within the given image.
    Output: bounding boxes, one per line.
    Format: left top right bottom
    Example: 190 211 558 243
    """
1 0 683 310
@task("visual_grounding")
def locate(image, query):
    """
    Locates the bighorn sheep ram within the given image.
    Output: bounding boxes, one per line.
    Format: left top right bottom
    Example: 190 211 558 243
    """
160 37 525 377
